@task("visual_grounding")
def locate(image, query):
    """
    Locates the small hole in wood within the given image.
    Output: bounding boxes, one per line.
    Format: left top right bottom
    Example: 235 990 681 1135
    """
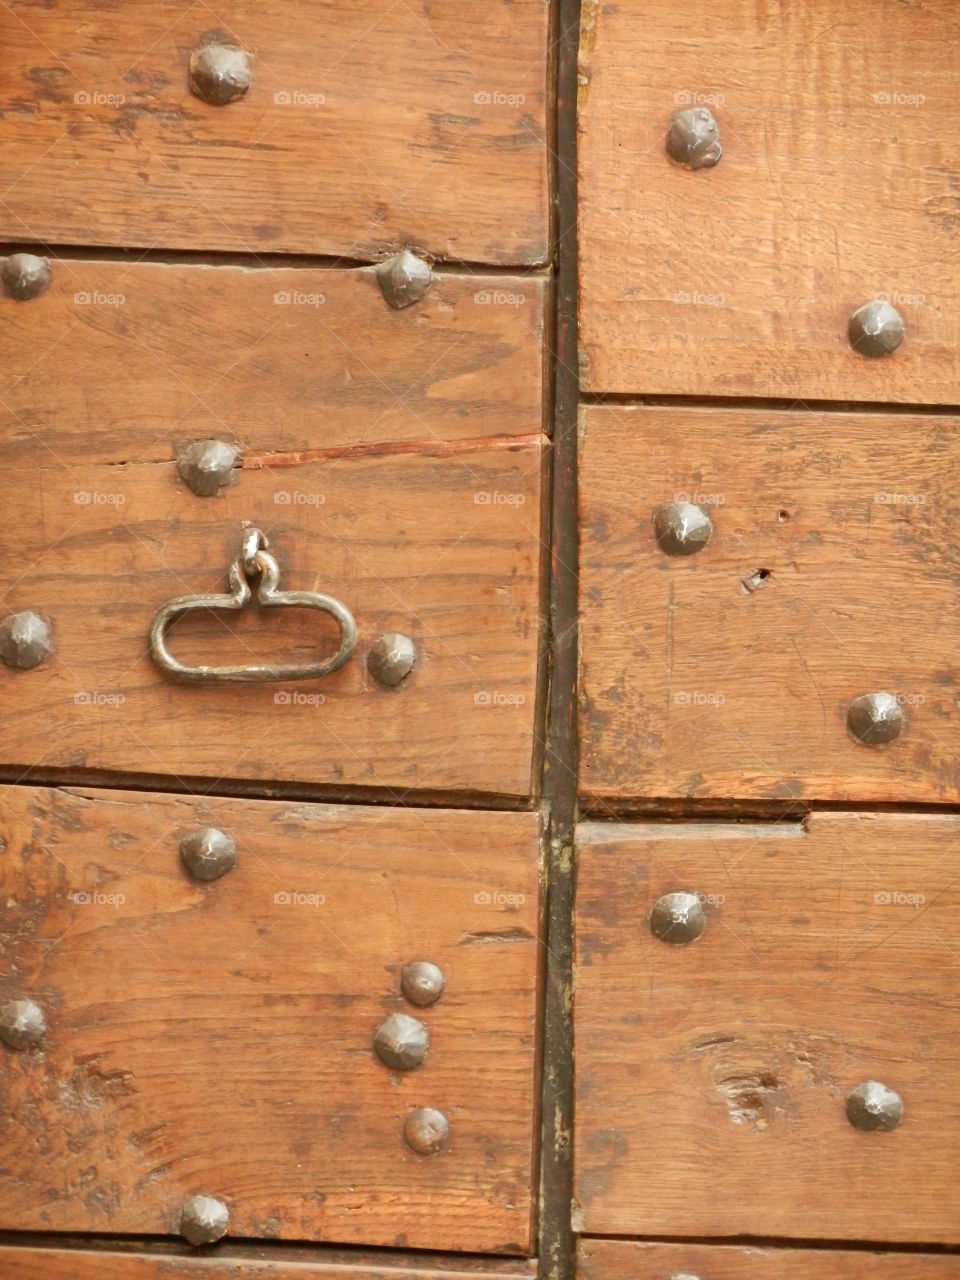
740 568 772 594
778 510 790 522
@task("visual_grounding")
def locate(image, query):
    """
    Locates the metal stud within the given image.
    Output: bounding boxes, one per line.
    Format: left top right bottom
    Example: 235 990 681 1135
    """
666 107 722 169
374 1012 429 1070
0 611 53 670
377 251 433 310
404 1106 450 1155
177 439 238 497
848 300 905 358
180 827 237 882
653 501 713 556
846 1080 903 1132
367 633 417 688
1 253 52 301
401 960 445 1008
847 692 904 747
650 891 706 944
179 1193 230 1245
0 997 46 1051
188 37 251 106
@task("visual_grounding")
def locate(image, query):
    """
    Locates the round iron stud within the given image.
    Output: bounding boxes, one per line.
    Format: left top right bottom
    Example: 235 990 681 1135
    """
0 997 46 1051
374 1012 429 1070
368 632 417 688
846 1080 903 1132
846 692 904 747
377 250 433 309
180 827 237 882
653 502 713 556
666 107 722 169
401 960 445 1008
650 891 707 945
179 1193 230 1245
404 1106 450 1155
1 253 52 300
177 439 238 496
0 611 53 670
848 300 905 358
189 38 251 105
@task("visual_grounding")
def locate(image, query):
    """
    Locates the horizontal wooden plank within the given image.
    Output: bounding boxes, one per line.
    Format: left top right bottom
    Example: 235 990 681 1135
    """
574 814 960 1242
579 1240 960 1280
0 1251 534 1280
578 0 960 400
1 441 543 795
579 404 960 803
0 261 547 464
0 787 542 1251
0 1 549 263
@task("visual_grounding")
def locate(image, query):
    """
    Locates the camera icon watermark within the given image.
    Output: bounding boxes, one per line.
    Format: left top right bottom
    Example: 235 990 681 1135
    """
273 690 326 708
474 490 526 507
473 888 526 907
72 890 126 906
273 89 326 107
74 490 126 506
74 690 126 708
274 290 326 307
274 490 325 506
74 90 126 107
874 890 925 907
473 90 526 108
74 290 125 307
273 889 326 907
473 690 526 707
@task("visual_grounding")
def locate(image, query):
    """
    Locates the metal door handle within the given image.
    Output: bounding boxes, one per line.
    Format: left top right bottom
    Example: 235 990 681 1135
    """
149 527 357 684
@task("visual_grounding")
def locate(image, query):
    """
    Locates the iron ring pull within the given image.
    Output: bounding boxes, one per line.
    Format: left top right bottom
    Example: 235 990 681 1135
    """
149 527 358 684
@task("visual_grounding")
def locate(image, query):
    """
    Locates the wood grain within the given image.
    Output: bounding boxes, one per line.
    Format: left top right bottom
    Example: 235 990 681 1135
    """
1 439 543 796
579 1240 960 1280
574 814 960 1242
0 787 542 1251
0 1 549 264
0 1248 537 1280
579 404 960 804
578 0 960 400
0 261 548 464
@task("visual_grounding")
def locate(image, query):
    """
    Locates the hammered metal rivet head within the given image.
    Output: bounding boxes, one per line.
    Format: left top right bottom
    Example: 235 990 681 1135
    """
177 439 238 497
180 827 237 882
401 960 445 1008
846 1080 903 1132
666 106 722 169
377 250 433 310
1 253 52 301
650 891 706 944
653 501 713 556
0 997 46 1051
374 1012 429 1071
179 1193 230 1245
188 39 251 106
404 1106 450 1155
848 300 905 358
847 692 904 747
0 611 53 670
367 632 417 688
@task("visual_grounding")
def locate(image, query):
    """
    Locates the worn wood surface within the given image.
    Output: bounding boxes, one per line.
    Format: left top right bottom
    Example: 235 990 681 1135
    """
0 1247 538 1279
0 262 547 464
578 0 960 400
0 787 542 1251
579 404 960 804
579 1240 960 1280
0 1251 535 1280
0 1 549 264
574 814 960 1242
1 439 543 796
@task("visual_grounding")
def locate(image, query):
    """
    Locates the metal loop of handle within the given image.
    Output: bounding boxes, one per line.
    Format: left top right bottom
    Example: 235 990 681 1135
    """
149 527 357 684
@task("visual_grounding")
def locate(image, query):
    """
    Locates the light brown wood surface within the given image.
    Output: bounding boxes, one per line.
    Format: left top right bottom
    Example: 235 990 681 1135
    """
0 1247 537 1279
0 1 549 264
579 404 960 804
574 814 960 1242
578 0 960 400
579 1240 960 1280
1 438 543 796
0 261 548 464
0 787 542 1251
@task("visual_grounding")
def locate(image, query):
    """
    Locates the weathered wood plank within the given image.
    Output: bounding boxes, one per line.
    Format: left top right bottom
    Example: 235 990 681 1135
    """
574 814 960 1242
0 262 547 464
1 440 544 796
579 1240 960 1280
579 404 960 803
578 0 960 400
0 788 542 1251
0 1 549 263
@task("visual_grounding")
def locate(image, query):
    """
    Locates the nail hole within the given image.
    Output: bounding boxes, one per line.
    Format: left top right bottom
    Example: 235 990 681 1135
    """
778 510 790 522
740 568 771 594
